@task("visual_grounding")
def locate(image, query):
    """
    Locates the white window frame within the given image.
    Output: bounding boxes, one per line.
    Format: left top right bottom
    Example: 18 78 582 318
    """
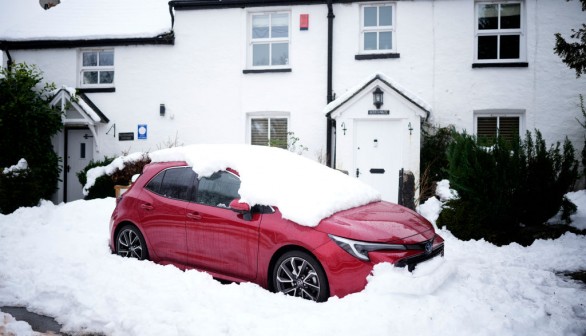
359 3 396 54
247 112 290 148
78 49 115 89
473 109 525 140
247 11 291 70
474 1 526 63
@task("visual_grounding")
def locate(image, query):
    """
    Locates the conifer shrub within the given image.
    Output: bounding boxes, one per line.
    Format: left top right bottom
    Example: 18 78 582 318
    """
437 130 578 245
419 124 454 203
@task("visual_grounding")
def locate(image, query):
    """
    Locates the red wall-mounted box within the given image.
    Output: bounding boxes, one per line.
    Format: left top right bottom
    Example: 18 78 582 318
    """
300 14 309 30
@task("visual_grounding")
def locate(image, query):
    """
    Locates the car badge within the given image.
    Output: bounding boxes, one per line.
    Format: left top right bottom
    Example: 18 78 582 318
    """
424 241 433 255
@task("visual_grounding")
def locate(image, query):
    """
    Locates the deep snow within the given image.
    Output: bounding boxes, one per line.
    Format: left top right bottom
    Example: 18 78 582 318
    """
0 183 585 335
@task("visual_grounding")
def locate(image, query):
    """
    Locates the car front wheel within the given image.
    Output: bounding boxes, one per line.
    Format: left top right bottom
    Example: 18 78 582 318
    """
116 225 148 260
272 251 329 302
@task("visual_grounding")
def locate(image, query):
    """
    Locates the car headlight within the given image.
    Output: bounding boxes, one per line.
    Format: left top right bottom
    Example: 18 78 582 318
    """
329 234 407 261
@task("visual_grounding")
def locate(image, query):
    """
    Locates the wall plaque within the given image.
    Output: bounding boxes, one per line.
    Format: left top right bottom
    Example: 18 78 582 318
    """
118 132 134 141
368 109 390 115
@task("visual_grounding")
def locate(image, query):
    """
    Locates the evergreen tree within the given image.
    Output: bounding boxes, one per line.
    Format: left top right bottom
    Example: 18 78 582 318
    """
0 63 62 214
554 0 586 77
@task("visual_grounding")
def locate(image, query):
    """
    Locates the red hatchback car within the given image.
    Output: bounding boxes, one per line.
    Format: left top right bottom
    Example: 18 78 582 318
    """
110 160 444 302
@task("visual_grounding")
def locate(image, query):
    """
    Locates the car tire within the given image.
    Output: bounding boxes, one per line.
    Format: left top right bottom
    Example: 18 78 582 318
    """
272 250 329 302
115 225 149 260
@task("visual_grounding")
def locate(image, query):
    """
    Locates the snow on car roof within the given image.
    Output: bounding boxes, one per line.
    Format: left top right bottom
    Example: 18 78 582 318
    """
149 144 381 227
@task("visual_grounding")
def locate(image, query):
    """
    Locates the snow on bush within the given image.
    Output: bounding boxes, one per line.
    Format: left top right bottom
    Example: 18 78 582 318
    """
83 152 147 196
2 158 28 175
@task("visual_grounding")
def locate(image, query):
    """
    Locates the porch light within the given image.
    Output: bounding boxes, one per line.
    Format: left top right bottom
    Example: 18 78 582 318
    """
160 104 166 117
373 87 383 109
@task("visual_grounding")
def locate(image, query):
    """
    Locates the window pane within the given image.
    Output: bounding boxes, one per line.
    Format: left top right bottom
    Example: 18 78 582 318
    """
99 71 114 84
145 171 165 194
271 13 288 38
500 35 520 59
160 167 196 201
478 35 498 60
379 31 392 50
270 118 288 149
252 44 270 66
251 118 269 146
252 14 269 39
82 52 98 66
379 6 392 26
477 117 497 145
500 4 520 29
364 7 377 27
478 4 498 30
99 51 114 66
364 32 377 50
499 117 520 141
197 171 241 208
82 71 98 84
271 43 288 65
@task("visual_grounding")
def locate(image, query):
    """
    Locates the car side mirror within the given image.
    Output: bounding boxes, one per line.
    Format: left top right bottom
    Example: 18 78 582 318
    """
229 199 250 212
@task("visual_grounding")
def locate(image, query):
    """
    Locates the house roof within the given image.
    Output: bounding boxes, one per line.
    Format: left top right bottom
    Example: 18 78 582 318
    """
170 0 390 10
52 86 109 124
0 0 173 49
324 73 431 120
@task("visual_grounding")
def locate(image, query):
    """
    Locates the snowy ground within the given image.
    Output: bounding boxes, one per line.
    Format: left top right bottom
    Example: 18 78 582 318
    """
0 195 585 335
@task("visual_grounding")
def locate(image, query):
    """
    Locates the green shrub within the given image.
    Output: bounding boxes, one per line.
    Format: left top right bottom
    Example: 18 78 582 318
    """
419 124 454 203
437 130 578 245
77 154 151 200
77 157 116 200
0 63 62 214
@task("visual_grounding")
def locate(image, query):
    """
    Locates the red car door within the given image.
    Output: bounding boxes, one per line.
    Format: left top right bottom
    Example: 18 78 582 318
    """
138 167 195 266
184 171 261 281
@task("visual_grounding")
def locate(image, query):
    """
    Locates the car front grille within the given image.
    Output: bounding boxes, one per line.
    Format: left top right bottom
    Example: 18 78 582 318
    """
395 243 444 272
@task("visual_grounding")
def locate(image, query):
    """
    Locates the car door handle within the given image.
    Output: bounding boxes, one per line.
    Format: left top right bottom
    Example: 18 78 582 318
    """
140 203 154 210
186 212 202 220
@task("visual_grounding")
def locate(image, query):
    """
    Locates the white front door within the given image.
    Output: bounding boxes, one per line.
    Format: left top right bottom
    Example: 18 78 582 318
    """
66 129 94 202
355 120 402 202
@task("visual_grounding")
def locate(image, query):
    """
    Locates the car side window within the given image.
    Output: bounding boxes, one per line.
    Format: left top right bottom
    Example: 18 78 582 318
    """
196 171 241 208
148 167 196 201
145 170 165 194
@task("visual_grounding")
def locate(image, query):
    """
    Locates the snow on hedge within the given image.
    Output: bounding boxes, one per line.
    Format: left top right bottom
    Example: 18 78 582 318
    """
2 158 28 175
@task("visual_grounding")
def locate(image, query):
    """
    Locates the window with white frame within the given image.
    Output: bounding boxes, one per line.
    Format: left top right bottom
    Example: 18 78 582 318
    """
249 12 290 68
360 3 395 53
79 49 114 87
250 116 288 148
475 110 524 144
475 1 524 62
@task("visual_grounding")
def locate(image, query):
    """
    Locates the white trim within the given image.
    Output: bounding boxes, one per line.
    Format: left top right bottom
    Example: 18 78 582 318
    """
246 112 290 146
474 1 526 63
473 109 526 137
358 2 396 54
246 10 291 70
77 48 115 89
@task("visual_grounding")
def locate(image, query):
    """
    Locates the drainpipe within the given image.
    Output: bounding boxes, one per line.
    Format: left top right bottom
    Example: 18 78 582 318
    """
326 0 335 167
4 49 13 71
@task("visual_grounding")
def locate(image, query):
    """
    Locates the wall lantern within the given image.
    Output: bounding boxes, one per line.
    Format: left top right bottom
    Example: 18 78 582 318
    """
340 122 347 135
408 122 414 135
373 87 384 109
160 104 166 117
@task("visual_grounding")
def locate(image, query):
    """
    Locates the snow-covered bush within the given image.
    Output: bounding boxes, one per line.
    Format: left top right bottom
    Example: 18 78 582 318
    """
419 124 454 203
0 159 42 214
79 153 151 199
438 130 578 245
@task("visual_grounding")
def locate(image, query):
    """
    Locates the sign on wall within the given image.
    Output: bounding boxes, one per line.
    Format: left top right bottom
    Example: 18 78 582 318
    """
137 124 147 140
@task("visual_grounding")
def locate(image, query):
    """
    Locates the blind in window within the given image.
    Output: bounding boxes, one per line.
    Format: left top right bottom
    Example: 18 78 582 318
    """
251 117 288 148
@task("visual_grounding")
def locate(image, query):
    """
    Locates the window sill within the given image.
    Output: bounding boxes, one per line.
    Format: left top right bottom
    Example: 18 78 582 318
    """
77 87 116 93
472 62 528 68
355 53 400 60
243 68 292 74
